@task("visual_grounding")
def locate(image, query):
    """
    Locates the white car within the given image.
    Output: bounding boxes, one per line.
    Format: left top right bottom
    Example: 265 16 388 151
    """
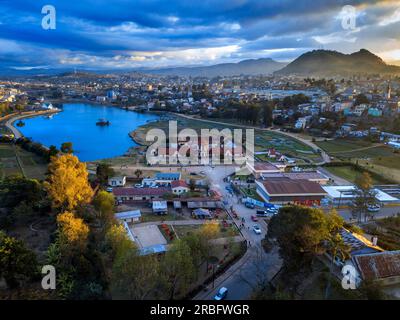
106 187 113 192
134 184 143 188
253 225 261 235
367 204 381 212
214 287 228 300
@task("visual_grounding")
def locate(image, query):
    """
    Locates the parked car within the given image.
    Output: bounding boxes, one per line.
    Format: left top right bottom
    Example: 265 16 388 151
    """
256 211 273 218
253 225 261 235
106 187 113 192
214 287 228 300
256 209 276 217
367 204 381 212
134 184 143 188
245 202 255 209
251 215 258 222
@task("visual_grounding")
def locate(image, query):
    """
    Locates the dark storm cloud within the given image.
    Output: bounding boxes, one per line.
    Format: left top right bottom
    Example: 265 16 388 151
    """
0 0 399 69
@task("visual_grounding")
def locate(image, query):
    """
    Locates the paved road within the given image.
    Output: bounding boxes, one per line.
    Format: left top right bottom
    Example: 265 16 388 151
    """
337 206 400 222
191 165 400 300
192 165 282 300
4 110 59 139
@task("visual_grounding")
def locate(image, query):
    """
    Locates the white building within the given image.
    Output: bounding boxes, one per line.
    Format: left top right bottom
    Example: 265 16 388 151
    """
108 176 127 187
322 185 399 206
171 180 190 194
115 210 142 223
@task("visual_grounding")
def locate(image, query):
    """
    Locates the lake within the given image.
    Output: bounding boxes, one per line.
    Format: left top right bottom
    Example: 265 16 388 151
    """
18 103 159 161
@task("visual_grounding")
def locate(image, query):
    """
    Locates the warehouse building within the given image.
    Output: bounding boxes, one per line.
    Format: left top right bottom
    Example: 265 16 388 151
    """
255 177 327 205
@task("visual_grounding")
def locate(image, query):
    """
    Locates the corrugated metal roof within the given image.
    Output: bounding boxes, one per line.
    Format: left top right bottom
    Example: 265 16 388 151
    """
261 178 327 195
354 250 400 281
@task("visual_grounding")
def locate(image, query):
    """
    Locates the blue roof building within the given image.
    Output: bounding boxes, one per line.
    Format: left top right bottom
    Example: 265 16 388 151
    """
155 172 181 181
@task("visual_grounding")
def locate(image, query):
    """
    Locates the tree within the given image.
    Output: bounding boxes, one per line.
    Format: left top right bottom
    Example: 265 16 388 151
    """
96 163 115 186
261 102 273 127
199 221 220 240
48 145 59 161
45 154 94 211
351 172 377 223
268 206 344 279
92 190 115 227
325 227 350 299
182 233 208 271
111 249 160 299
60 142 74 154
105 223 135 259
189 179 196 191
57 211 89 252
0 175 44 209
134 169 143 179
162 239 196 299
354 93 369 106
0 231 38 288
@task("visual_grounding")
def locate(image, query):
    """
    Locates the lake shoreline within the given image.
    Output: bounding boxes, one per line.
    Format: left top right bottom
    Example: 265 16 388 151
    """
5 109 61 139
16 102 159 162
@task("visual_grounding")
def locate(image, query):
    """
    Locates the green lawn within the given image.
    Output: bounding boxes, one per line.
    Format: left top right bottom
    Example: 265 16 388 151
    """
335 147 396 159
140 212 184 222
372 155 400 170
173 223 239 239
324 165 388 185
316 139 372 153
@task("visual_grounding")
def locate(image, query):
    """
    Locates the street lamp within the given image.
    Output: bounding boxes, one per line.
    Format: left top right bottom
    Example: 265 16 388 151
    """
208 256 219 289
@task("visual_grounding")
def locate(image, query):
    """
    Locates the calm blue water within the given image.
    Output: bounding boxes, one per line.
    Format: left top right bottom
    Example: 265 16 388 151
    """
18 103 159 161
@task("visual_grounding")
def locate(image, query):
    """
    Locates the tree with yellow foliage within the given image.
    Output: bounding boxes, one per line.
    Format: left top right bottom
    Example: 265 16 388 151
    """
198 220 220 240
105 223 135 259
57 211 89 251
45 154 94 211
93 190 115 228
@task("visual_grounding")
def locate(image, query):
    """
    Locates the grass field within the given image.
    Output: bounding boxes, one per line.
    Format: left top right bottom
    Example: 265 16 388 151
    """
317 138 400 183
0 143 48 180
324 165 389 185
173 223 239 239
316 139 372 153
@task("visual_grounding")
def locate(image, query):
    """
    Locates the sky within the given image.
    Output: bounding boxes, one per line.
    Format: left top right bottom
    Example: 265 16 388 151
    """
1 0 400 71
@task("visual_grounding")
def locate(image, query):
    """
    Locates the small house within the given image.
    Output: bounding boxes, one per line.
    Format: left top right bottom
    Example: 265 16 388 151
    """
152 201 168 215
171 180 190 195
108 176 126 187
115 210 142 223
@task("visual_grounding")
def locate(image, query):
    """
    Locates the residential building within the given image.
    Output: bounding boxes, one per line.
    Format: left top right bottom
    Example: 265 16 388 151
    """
108 176 127 187
115 210 142 223
171 180 190 194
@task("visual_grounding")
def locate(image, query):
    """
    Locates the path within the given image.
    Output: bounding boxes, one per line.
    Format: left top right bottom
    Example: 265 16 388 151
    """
191 165 282 300
329 143 385 154
3 110 60 139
